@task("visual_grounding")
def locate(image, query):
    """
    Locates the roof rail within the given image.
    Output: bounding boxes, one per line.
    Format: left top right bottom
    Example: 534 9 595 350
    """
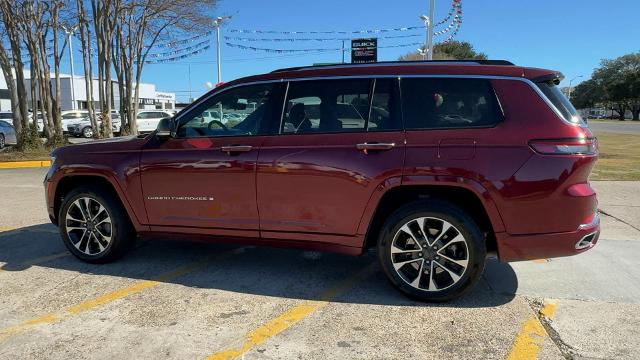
271 60 515 73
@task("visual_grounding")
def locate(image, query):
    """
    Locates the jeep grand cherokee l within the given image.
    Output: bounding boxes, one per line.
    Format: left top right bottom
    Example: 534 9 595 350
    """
44 60 599 302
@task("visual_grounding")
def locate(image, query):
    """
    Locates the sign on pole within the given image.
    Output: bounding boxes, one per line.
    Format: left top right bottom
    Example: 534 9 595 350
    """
351 38 377 64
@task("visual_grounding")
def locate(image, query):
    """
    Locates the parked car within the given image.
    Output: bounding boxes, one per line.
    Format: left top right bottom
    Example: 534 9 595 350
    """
68 113 122 138
0 119 17 148
136 110 175 133
45 60 599 302
60 110 92 133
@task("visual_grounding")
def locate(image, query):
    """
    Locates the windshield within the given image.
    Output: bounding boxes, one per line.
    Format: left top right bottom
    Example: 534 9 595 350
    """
537 81 585 126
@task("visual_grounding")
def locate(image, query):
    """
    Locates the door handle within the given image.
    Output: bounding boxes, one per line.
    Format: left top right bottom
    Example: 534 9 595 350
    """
221 145 253 153
356 142 395 151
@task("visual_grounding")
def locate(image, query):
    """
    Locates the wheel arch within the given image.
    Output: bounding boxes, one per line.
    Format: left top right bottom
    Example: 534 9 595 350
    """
360 178 505 255
53 173 144 232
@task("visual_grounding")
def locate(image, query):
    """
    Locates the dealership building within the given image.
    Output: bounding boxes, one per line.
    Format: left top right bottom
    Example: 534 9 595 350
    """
0 71 175 112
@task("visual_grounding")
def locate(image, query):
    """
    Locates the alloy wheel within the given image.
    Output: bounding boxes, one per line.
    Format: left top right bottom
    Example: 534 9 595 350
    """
0 134 4 148
83 127 93 138
390 217 469 292
65 197 113 255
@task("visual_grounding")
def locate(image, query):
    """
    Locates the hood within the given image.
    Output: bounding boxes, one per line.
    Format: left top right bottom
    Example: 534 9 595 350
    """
52 135 149 157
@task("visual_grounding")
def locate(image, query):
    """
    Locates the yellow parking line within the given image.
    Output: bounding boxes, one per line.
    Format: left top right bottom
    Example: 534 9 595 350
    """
0 160 51 169
0 226 16 232
507 301 558 360
0 247 246 343
207 263 377 360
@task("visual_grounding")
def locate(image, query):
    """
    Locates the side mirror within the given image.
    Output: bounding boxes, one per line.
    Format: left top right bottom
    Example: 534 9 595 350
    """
156 117 173 138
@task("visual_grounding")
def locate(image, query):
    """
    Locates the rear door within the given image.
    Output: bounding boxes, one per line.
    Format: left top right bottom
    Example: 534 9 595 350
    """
256 78 404 247
400 76 508 188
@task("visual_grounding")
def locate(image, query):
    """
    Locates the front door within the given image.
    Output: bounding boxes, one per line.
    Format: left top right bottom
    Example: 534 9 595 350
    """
140 82 284 236
256 78 404 246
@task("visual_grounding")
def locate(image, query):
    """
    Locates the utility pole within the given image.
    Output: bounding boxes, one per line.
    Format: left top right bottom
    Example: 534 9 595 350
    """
420 0 436 60
213 16 232 85
61 24 78 109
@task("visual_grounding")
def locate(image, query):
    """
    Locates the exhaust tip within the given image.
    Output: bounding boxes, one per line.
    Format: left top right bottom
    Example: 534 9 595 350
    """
575 232 598 250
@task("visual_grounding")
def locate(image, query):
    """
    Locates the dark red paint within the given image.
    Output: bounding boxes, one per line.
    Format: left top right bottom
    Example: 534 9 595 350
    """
45 62 599 261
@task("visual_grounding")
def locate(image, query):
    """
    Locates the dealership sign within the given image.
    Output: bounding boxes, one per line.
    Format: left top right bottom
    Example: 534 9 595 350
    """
351 38 377 64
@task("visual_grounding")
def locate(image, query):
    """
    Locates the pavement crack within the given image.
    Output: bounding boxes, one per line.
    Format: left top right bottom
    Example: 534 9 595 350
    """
598 209 640 232
527 298 580 360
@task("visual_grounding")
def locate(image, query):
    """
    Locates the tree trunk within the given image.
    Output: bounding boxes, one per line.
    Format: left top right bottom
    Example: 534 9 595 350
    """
77 0 99 137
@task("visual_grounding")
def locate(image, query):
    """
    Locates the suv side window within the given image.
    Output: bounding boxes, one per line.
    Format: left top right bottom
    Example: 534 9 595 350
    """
176 83 276 138
401 78 503 129
368 78 402 132
282 79 371 134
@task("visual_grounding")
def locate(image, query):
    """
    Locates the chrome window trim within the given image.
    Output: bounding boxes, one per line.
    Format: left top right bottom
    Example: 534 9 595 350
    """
175 74 581 130
278 81 290 134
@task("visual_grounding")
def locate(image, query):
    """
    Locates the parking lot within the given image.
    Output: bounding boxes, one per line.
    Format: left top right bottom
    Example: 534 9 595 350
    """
1 167 639 359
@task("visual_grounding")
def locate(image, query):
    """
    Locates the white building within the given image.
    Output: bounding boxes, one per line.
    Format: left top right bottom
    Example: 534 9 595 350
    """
0 74 11 111
0 71 175 112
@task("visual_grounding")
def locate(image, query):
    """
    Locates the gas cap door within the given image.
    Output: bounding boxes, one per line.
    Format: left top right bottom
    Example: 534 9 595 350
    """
438 138 476 160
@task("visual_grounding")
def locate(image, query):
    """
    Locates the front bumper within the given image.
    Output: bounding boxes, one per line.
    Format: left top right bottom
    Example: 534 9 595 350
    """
497 212 600 262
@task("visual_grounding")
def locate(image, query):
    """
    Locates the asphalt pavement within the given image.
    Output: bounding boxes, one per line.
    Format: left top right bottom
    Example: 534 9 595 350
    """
589 120 640 135
0 167 639 359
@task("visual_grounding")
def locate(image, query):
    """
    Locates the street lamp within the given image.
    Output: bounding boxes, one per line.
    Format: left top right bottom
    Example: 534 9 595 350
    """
213 16 232 85
61 24 79 110
420 0 436 60
568 75 583 100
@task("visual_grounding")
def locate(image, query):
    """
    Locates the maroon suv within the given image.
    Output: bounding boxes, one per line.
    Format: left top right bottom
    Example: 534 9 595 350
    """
45 60 599 301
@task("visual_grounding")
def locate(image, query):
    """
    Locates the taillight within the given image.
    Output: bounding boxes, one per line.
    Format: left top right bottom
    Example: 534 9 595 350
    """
529 138 597 155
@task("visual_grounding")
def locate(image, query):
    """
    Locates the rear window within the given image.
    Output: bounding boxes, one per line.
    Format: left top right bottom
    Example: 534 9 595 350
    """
401 78 504 129
536 82 585 125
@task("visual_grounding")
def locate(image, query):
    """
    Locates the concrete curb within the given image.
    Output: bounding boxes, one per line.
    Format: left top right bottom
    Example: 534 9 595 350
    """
0 160 51 169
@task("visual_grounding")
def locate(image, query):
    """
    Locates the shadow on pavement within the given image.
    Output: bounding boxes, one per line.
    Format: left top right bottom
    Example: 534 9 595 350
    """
0 223 518 308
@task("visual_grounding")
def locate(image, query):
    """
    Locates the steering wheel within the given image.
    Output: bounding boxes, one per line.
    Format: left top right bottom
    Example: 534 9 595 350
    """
208 120 230 133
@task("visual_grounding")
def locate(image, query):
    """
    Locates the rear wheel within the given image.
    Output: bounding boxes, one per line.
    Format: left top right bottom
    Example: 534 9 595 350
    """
59 186 135 263
378 200 486 302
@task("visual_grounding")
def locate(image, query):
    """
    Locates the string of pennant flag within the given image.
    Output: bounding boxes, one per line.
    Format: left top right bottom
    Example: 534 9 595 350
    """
223 33 423 42
225 25 424 35
144 45 211 64
225 42 423 54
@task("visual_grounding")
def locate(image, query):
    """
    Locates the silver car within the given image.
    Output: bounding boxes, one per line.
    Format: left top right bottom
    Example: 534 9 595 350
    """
0 119 18 149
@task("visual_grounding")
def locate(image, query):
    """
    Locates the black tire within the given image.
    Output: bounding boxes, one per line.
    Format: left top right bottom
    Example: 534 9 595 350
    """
0 134 5 149
82 126 93 138
58 185 135 263
377 199 486 302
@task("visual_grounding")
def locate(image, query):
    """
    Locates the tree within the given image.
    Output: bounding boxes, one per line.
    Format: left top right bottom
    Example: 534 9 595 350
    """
570 79 604 110
113 0 215 135
74 0 99 137
0 0 39 150
399 40 488 61
577 53 640 121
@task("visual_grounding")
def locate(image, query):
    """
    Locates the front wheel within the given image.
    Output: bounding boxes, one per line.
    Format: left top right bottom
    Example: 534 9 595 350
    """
59 186 135 263
378 200 486 302
0 134 5 149
82 126 94 138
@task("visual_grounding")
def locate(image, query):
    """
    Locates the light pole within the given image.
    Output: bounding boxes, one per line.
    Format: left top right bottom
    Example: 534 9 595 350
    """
213 16 232 85
420 0 436 60
61 24 78 110
568 75 583 100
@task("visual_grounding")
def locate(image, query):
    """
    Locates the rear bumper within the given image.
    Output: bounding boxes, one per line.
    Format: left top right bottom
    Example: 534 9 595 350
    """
497 213 600 262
